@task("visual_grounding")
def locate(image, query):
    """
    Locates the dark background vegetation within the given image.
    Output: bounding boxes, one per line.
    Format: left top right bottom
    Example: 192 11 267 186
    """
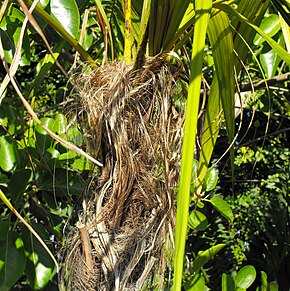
0 0 289 290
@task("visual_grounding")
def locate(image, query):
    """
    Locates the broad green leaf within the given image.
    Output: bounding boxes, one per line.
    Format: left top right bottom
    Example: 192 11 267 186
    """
260 35 284 78
8 169 32 208
22 223 55 290
190 159 199 193
184 273 206 291
50 0 80 38
82 28 93 51
234 265 256 289
0 136 18 172
44 148 60 160
53 113 67 134
210 196 234 222
260 44 281 78
0 231 26 291
59 150 77 160
188 210 208 231
35 117 55 153
71 157 91 171
41 168 85 197
192 243 226 273
0 173 8 187
43 148 61 168
254 14 281 45
260 271 268 289
0 7 30 65
35 117 55 135
222 273 235 291
0 220 10 241
204 167 219 191
268 282 279 291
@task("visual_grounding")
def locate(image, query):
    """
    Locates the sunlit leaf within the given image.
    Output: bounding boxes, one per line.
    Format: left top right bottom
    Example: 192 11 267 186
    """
217 3 290 65
0 136 18 172
174 1 212 289
22 223 55 290
184 273 206 291
234 265 256 289
71 157 91 171
188 210 208 231
50 0 80 38
197 10 234 195
260 34 284 77
35 117 55 153
204 167 219 191
192 243 226 272
210 196 234 222
0 7 30 65
254 14 281 45
53 113 67 134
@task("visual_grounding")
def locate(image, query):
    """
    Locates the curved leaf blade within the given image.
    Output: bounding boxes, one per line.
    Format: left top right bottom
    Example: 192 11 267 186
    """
184 273 205 291
192 243 226 273
216 3 290 65
210 196 234 222
173 1 212 289
0 231 26 291
204 167 219 191
222 273 235 291
8 169 32 208
197 10 234 195
188 210 208 231
254 14 281 45
22 223 55 290
0 136 18 172
50 0 80 38
234 265 256 289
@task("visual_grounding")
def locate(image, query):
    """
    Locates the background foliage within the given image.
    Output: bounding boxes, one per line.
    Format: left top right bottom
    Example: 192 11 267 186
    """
0 0 289 290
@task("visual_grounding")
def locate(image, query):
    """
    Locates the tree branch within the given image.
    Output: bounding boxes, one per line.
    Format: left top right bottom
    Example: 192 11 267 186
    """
239 72 290 92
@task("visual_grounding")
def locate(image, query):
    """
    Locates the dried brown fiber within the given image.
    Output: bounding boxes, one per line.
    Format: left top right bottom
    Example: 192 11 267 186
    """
60 55 184 290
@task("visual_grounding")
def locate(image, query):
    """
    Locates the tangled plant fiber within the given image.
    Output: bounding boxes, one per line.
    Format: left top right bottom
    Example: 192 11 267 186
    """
60 56 184 290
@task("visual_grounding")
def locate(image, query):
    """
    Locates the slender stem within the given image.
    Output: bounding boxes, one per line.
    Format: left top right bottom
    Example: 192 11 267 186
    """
124 0 132 63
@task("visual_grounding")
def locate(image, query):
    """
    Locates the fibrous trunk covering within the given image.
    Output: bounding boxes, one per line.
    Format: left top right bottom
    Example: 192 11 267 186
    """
60 57 183 290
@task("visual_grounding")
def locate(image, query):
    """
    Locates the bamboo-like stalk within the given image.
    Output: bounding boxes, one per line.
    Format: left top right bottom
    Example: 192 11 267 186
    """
173 1 212 290
76 222 94 272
